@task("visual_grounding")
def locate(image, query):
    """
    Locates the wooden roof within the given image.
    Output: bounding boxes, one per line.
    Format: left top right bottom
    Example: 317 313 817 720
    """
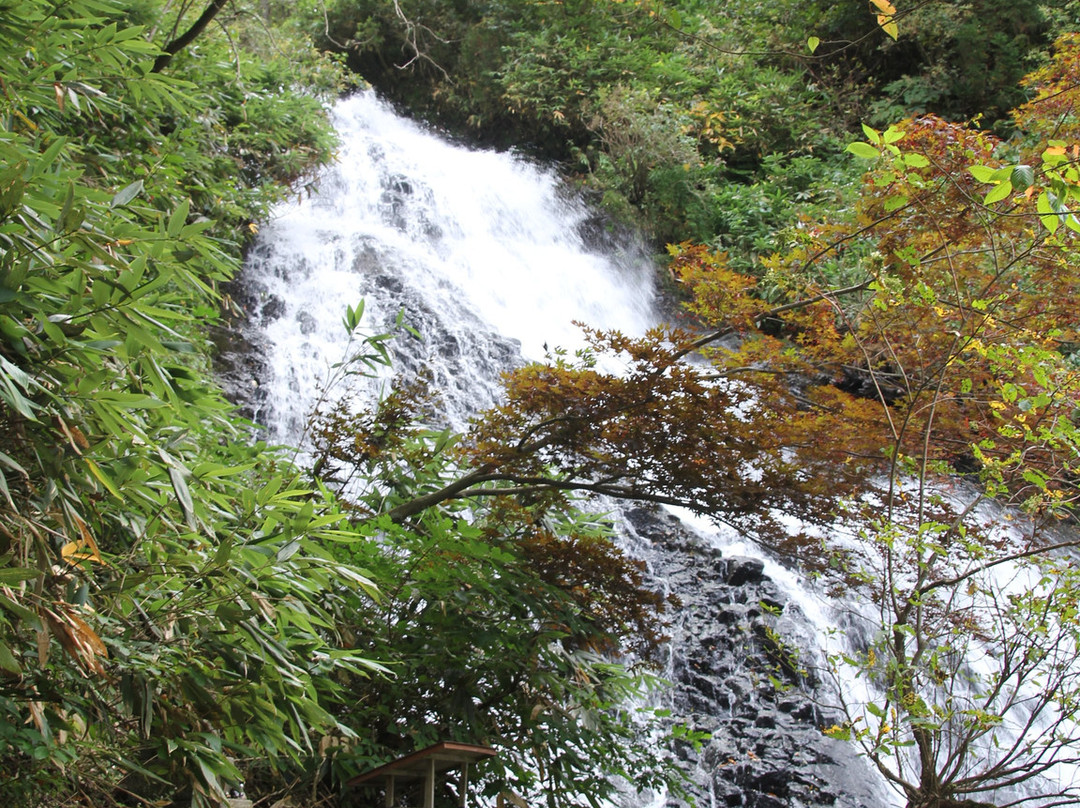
347 742 497 787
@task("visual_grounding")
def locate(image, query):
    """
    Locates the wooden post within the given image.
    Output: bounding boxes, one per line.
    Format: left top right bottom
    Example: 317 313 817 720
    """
385 775 395 808
459 762 470 808
424 757 435 808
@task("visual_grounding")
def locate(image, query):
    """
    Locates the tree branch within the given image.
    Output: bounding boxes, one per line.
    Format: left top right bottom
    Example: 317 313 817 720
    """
151 0 229 73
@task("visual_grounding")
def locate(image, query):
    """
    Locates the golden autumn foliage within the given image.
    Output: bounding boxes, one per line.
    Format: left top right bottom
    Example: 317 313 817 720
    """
307 37 1076 606
461 49 1080 544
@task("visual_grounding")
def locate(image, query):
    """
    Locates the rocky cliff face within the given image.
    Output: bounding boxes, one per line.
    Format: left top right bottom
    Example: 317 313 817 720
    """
623 506 888 808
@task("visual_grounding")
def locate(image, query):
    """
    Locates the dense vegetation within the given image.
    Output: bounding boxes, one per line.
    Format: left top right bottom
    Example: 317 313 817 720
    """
5 1 1080 808
0 2 679 806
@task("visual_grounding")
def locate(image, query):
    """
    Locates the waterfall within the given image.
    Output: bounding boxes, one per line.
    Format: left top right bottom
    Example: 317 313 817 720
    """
234 89 892 807
237 91 656 440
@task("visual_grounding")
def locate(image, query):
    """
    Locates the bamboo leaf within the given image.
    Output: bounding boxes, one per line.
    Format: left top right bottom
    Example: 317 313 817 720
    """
84 457 123 499
0 641 21 674
110 179 144 209
168 466 198 532
167 198 190 238
0 567 41 584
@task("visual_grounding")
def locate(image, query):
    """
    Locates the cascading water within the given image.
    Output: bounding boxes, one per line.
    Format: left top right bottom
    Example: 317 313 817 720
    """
234 91 656 439
230 89 893 808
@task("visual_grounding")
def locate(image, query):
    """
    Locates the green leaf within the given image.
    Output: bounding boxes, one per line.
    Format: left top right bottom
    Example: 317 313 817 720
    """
882 126 905 145
0 567 40 585
968 165 998 183
860 123 881 145
0 592 36 622
883 194 908 212
807 36 820 53
1010 164 1035 191
35 137 68 175
167 198 190 239
0 472 11 508
1038 192 1060 233
983 180 1013 205
847 142 881 160
85 457 123 499
0 641 21 675
0 355 39 420
110 179 144 209
169 466 198 532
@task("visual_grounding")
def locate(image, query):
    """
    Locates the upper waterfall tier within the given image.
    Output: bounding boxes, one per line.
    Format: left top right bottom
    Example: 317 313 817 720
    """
236 90 657 440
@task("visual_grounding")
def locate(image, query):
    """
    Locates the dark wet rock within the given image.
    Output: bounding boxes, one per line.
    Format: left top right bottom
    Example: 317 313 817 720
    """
261 294 286 323
208 323 268 420
726 557 766 587
623 506 886 808
296 310 318 335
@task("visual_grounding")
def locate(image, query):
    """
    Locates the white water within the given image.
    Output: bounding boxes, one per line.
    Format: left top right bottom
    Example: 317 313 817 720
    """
241 91 656 441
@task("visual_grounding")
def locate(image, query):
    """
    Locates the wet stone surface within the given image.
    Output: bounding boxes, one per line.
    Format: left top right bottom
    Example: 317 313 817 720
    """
624 506 885 808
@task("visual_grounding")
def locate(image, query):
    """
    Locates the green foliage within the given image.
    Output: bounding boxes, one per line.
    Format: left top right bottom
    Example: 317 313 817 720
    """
328 510 682 807
297 0 1056 260
0 1 385 805
815 0 1051 127
5 0 1076 805
691 151 857 274
582 84 704 225
0 0 683 790
306 377 689 807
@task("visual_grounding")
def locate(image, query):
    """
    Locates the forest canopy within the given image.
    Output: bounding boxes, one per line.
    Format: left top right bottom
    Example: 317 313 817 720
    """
4 1 1080 808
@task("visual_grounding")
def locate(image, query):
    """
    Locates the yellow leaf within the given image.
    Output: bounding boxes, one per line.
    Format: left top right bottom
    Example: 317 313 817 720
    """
56 416 88 454
13 109 37 131
870 0 897 13
878 15 899 39
36 625 49 667
54 82 64 112
85 457 122 499
43 605 108 677
61 515 105 565
27 700 47 734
